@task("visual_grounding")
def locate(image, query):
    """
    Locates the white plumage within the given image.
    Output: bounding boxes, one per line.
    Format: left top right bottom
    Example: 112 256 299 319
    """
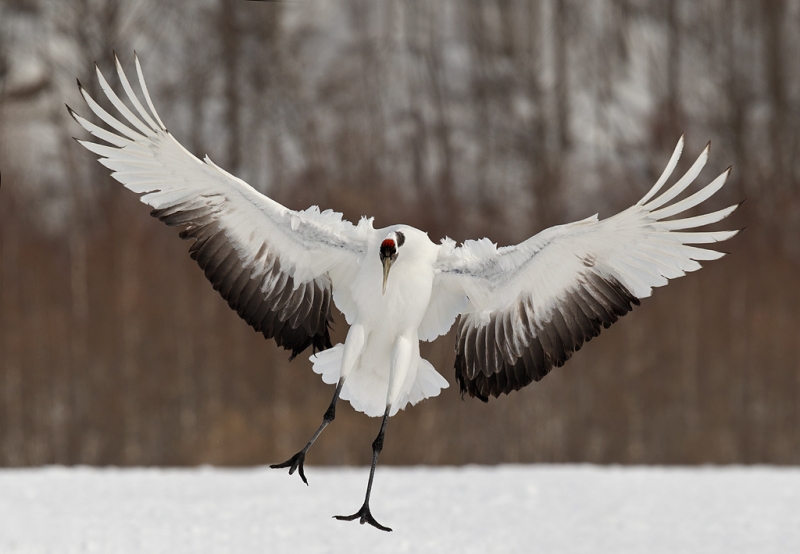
70 54 740 531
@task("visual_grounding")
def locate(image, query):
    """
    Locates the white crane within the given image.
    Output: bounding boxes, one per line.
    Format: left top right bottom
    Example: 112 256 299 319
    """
70 54 740 531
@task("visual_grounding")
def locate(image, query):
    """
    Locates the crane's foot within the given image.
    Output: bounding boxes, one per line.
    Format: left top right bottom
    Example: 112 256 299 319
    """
334 502 392 532
270 450 308 485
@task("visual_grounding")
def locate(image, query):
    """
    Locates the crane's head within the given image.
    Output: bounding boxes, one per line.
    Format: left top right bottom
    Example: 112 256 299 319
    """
379 230 405 295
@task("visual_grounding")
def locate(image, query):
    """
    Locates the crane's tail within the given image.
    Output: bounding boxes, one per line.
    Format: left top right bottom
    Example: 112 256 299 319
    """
310 344 448 417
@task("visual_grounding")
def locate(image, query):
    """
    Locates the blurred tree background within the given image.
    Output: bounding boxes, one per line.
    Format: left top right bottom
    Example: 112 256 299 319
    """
0 0 797 467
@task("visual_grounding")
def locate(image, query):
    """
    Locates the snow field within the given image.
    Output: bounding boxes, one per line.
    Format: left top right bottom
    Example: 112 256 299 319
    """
0 465 798 553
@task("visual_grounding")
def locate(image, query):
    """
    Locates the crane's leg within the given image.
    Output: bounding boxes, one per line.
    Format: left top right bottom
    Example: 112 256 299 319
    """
270 377 344 485
333 405 392 532
273 325 367 485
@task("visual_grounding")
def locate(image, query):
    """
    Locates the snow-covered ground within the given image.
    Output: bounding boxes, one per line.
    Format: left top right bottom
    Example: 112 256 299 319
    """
0 465 797 553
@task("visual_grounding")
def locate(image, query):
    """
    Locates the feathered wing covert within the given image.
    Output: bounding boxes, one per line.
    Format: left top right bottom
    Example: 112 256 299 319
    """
70 54 370 359
431 137 740 401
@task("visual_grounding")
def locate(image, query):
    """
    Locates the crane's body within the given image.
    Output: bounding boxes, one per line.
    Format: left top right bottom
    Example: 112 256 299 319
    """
70 54 741 532
321 226 445 418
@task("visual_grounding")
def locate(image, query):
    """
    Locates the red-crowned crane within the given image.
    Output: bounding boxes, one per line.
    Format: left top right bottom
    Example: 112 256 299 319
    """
70 54 740 531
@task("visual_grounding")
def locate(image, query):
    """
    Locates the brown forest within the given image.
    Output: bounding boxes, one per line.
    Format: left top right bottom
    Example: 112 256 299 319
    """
0 0 798 467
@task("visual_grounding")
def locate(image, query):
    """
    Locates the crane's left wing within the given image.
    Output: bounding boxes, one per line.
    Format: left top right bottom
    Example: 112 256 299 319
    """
431 138 741 401
69 54 370 360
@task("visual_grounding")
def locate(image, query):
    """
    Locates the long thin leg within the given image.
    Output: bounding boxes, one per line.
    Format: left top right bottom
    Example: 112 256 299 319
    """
334 406 392 532
270 378 344 485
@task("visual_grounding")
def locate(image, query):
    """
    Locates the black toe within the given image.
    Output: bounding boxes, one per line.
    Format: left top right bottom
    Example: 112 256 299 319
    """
334 503 392 532
270 450 309 485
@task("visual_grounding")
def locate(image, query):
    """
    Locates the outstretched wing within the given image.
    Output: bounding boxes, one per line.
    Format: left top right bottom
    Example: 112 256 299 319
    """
432 137 741 401
70 54 370 359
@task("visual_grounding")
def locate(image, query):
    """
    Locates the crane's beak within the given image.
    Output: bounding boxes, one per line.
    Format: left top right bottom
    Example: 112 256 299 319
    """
382 257 394 295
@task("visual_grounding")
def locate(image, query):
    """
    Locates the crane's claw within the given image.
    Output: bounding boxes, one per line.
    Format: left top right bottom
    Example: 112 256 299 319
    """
334 502 392 532
270 451 308 485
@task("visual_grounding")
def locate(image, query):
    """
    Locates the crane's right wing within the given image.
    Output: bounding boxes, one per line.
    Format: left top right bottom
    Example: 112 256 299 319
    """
430 138 740 400
70 54 371 359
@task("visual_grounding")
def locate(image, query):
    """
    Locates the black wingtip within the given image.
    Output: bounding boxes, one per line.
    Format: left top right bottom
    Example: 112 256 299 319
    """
65 104 80 122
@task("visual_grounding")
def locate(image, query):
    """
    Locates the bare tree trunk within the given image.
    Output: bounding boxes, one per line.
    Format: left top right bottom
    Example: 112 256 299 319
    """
1 196 24 466
465 1 492 213
117 205 143 465
664 0 682 138
219 0 242 173
720 0 747 199
425 4 455 203
553 0 570 153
